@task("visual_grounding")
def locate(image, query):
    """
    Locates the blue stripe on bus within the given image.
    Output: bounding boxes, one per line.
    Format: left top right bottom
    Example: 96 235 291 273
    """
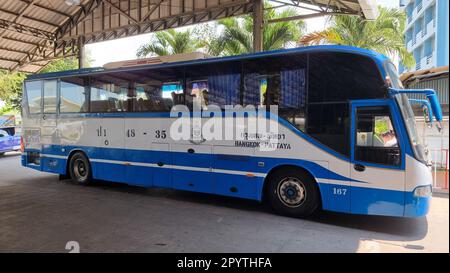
37 144 364 183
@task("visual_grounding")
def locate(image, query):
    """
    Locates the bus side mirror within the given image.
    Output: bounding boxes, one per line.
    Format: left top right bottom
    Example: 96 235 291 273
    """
422 105 432 128
409 98 433 124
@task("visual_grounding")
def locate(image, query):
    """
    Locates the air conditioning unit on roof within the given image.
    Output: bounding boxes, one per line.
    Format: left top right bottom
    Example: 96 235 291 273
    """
103 52 210 69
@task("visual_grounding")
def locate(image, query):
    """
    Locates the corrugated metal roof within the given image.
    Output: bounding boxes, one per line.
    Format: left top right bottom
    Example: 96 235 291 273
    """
405 75 449 105
0 0 378 74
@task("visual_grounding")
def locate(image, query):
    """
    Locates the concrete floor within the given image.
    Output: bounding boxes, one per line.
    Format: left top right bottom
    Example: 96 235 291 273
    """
0 152 448 253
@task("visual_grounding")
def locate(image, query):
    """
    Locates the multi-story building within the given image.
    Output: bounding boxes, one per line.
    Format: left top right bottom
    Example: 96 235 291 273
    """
399 0 449 73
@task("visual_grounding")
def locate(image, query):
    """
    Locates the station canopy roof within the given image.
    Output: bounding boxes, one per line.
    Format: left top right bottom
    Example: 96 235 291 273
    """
0 0 378 73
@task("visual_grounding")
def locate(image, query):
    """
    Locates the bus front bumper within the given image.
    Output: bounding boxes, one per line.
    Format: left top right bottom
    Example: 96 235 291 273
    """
404 185 432 217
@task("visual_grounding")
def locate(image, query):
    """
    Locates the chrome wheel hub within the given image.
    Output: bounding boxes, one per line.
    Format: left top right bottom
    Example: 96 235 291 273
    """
277 177 306 207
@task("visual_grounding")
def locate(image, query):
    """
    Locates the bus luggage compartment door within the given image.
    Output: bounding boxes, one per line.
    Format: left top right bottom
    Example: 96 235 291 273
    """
172 144 213 193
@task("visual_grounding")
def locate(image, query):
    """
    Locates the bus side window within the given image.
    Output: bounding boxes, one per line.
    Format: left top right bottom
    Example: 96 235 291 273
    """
25 81 42 115
163 83 183 109
186 80 209 111
90 78 128 112
60 77 89 113
43 80 57 114
243 55 307 131
184 62 240 110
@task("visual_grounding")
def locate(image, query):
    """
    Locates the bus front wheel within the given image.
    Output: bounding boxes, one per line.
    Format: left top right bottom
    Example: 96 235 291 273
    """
69 152 92 185
267 168 320 218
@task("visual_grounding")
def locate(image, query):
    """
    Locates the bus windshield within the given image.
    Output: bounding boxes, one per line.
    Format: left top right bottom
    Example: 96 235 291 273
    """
385 62 426 163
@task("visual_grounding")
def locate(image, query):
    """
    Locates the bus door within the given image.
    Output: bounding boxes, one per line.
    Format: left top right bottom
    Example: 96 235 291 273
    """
350 101 405 216
171 80 213 193
40 80 58 145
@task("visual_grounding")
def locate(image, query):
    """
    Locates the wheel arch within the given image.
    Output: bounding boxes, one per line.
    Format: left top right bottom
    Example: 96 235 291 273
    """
262 164 324 208
65 149 91 176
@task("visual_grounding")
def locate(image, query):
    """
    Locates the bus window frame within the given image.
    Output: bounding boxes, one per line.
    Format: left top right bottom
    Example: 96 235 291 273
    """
351 99 405 170
59 76 90 115
24 80 43 117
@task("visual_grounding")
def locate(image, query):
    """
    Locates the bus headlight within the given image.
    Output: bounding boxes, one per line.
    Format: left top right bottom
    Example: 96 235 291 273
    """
414 185 432 197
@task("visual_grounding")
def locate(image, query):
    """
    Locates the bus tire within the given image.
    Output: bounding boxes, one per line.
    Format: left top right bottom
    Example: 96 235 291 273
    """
267 168 320 218
68 152 92 185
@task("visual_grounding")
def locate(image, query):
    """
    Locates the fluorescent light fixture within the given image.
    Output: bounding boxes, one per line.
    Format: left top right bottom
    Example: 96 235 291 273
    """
65 0 81 6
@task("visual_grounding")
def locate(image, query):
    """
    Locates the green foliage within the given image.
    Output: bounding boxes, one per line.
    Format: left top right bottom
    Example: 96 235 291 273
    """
137 2 305 57
375 119 389 135
39 57 79 73
0 70 26 111
136 29 202 57
300 7 414 69
202 4 305 56
0 57 80 112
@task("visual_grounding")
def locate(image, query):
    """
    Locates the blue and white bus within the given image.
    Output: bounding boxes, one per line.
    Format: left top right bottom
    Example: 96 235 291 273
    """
20 45 443 218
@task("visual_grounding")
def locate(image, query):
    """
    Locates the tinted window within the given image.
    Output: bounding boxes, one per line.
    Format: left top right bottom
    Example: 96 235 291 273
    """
355 106 401 166
60 77 88 113
305 52 386 157
25 81 42 114
185 61 241 110
43 80 57 114
306 103 350 156
243 54 307 131
132 67 184 112
308 52 386 103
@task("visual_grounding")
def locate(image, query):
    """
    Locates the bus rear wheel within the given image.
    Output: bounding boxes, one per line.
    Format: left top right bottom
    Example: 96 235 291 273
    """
69 152 92 185
267 168 320 218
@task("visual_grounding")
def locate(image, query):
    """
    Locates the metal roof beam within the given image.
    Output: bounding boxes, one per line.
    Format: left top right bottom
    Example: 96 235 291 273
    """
0 19 56 41
1 36 54 51
0 7 60 29
141 0 164 22
58 0 252 45
0 45 30 55
31 2 72 18
103 0 139 24
0 56 21 63
55 0 104 40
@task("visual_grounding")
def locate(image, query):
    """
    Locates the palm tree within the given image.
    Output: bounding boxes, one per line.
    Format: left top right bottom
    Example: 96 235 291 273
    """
299 7 415 69
208 5 305 56
137 29 201 57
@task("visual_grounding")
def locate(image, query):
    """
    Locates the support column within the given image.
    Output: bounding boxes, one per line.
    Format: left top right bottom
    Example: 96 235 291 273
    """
78 36 85 69
252 0 263 52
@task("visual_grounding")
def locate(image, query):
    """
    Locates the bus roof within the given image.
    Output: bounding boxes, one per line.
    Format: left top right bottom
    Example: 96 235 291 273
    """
26 45 390 81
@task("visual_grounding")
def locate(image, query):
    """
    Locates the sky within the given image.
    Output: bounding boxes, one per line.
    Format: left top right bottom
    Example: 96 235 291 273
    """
87 0 400 67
